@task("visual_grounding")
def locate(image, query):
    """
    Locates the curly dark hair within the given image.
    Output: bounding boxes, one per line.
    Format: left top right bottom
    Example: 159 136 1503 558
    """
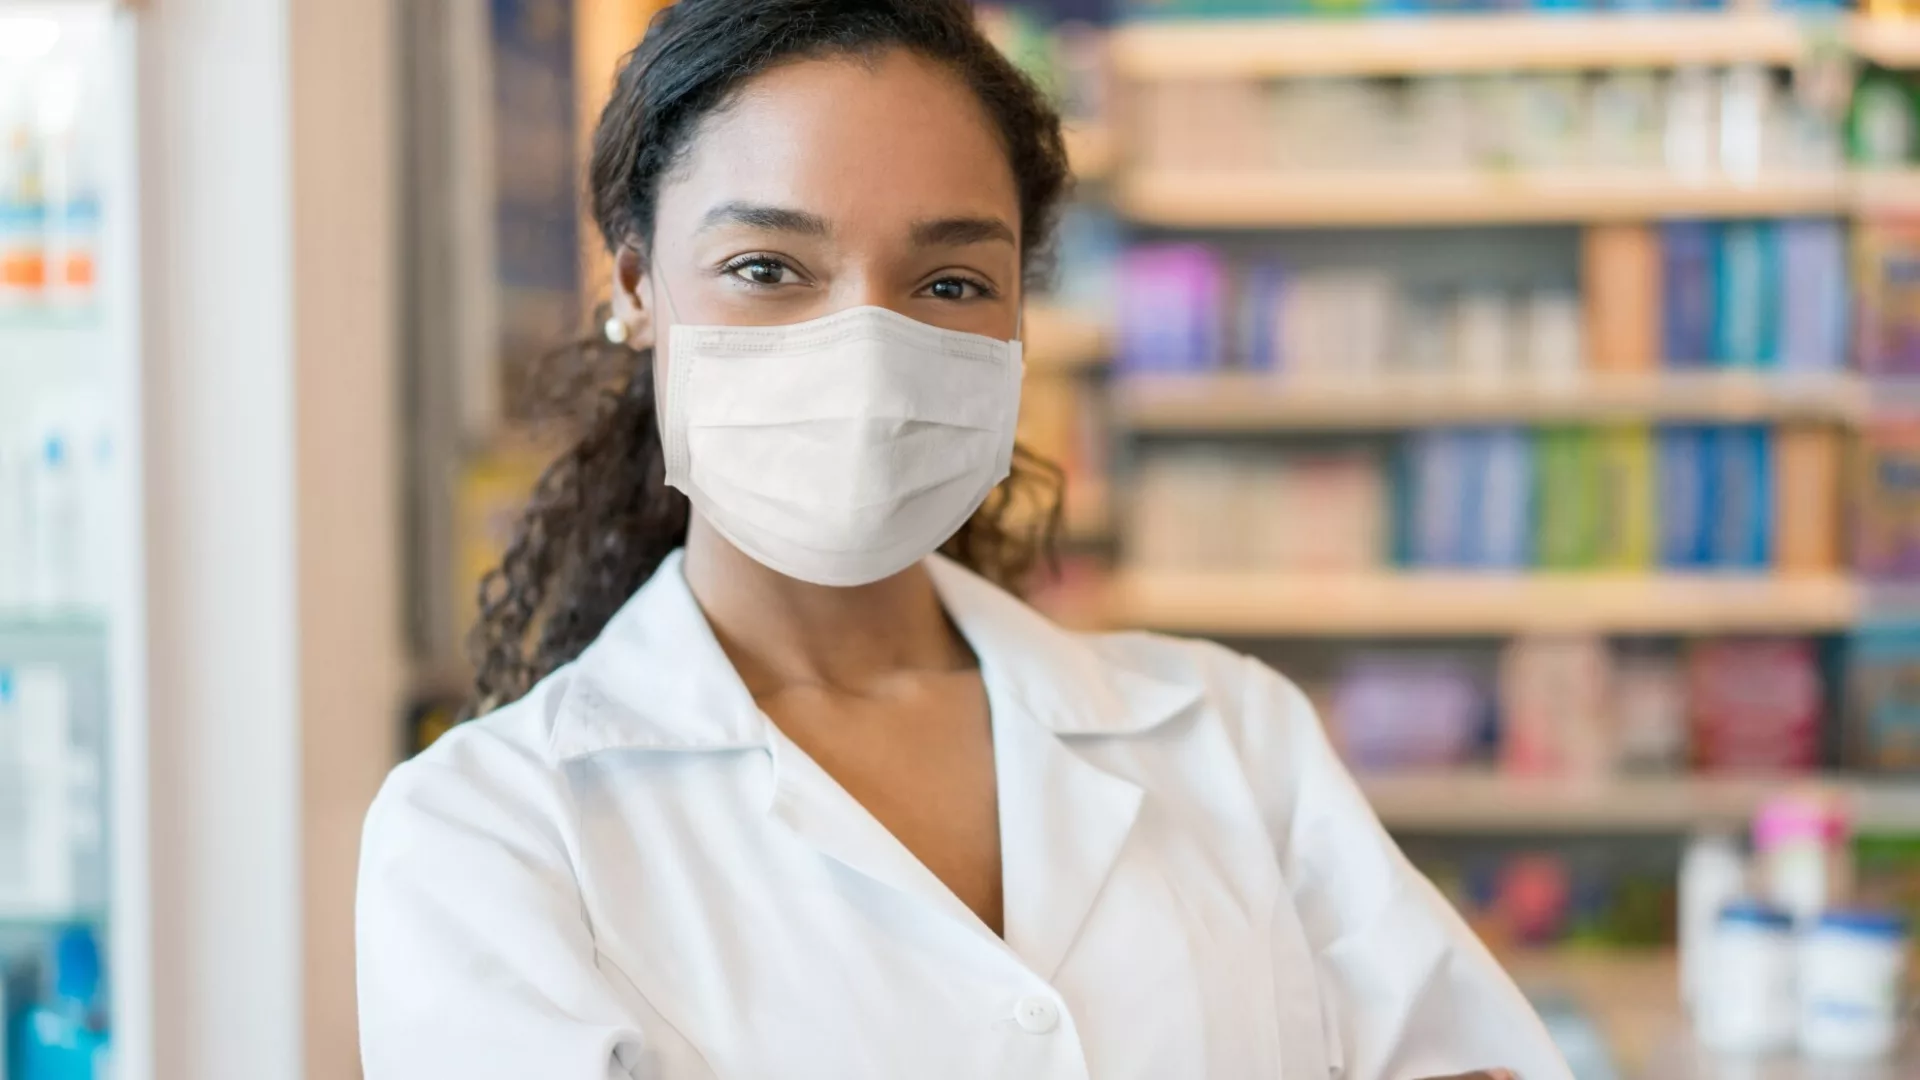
469 0 1075 713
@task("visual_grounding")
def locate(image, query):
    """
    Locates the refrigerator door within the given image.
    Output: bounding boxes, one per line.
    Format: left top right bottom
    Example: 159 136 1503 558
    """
0 0 148 1074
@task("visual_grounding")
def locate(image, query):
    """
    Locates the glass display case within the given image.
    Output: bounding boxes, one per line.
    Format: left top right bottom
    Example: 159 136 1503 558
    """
1 1 146 1075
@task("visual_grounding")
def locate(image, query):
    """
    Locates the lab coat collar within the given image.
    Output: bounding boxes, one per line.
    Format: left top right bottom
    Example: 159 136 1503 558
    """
548 550 772 761
921 555 1203 738
548 551 1202 762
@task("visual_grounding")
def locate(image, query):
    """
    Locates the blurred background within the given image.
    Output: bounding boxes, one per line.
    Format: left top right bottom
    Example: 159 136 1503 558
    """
3 0 1920 1076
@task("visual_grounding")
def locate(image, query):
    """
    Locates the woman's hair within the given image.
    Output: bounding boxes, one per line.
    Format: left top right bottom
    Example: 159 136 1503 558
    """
469 0 1074 712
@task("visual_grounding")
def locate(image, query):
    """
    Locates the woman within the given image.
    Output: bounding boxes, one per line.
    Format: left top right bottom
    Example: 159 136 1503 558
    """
357 2 1574 1078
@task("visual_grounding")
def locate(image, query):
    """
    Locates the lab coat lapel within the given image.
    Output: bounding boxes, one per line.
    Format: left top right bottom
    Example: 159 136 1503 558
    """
924 556 1203 982
993 700 1143 981
767 726 1005 947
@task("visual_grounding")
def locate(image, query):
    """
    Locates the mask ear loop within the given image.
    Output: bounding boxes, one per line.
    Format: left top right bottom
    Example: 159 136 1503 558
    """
650 262 689 484
652 259 684 331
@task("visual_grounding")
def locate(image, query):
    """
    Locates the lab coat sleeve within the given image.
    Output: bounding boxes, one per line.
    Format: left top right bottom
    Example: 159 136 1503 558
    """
1229 655 1574 1080
357 742 652 1080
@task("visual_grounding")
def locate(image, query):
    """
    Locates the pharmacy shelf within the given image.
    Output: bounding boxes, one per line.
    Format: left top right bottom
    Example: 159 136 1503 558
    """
1502 949 1678 1076
1116 170 1851 228
1065 124 1117 183
1361 771 1909 835
1110 13 1811 79
0 611 110 635
1116 372 1866 432
1024 305 1110 372
0 308 103 334
1102 571 1861 637
1502 949 1920 1079
1853 167 1920 216
1850 16 1920 68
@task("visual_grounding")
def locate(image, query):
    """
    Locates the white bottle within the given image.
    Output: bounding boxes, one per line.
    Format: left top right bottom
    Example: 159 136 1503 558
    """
1523 289 1584 383
1719 65 1770 182
1800 910 1910 1060
1665 67 1719 180
0 434 31 607
1452 289 1515 382
1679 832 1748 1018
1697 900 1798 1055
29 427 82 610
73 407 115 610
0 664 74 917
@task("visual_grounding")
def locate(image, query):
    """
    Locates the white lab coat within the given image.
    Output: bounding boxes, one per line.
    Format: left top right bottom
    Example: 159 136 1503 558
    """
357 551 1573 1080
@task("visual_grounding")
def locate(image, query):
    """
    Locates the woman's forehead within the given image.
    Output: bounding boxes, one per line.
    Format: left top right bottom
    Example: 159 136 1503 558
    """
659 50 1021 239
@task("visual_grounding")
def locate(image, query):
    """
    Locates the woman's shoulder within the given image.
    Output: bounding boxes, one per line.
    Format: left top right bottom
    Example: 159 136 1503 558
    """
1067 627 1352 863
1068 627 1325 778
1077 628 1317 725
363 670 581 851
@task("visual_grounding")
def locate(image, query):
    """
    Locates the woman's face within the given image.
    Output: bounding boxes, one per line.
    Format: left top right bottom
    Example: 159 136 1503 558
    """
613 48 1025 357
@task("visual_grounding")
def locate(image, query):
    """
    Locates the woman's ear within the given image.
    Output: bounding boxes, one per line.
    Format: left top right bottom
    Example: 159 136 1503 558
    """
610 245 656 349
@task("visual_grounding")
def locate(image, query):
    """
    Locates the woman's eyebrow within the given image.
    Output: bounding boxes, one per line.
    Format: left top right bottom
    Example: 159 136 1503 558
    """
911 216 1015 248
698 201 832 236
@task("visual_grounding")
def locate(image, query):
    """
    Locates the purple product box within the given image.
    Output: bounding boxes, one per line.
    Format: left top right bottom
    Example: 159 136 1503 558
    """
1116 243 1225 376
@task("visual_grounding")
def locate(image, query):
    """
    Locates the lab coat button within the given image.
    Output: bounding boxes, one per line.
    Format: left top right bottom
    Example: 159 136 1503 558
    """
1014 996 1060 1034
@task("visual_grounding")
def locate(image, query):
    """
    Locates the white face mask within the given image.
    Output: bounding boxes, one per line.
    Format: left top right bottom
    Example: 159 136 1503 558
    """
661 305 1024 587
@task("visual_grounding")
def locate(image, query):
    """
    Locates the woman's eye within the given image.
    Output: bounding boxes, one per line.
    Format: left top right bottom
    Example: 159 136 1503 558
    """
927 277 988 301
728 259 799 287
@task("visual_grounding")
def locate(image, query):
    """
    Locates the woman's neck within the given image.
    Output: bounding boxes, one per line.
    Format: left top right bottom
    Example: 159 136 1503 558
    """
680 514 975 698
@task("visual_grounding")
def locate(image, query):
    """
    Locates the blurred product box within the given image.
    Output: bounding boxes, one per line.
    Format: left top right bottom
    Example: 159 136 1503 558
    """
1848 67 1920 169
1778 220 1850 373
1115 218 1843 382
1856 221 1920 377
1614 648 1690 772
1661 222 1719 369
1412 842 1675 954
1656 426 1774 571
1689 638 1823 772
1584 224 1661 375
1128 445 1386 570
1855 419 1920 579
1595 426 1656 570
1535 428 1604 569
1716 221 1781 369
1016 370 1110 536
1853 834 1920 951
1846 621 1920 772
1332 653 1487 771
1125 65 1840 178
1774 425 1844 575
1501 635 1616 778
1116 244 1226 374
980 5 1114 132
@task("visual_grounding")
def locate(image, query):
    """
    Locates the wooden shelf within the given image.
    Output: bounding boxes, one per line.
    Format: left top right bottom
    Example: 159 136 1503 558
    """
1102 571 1861 637
1116 170 1852 228
1116 372 1866 432
1366 770 1920 842
1850 15 1920 68
1364 771 1829 834
1024 305 1110 372
1853 167 1920 216
1499 949 1920 1078
1064 125 1116 182
1110 13 1811 80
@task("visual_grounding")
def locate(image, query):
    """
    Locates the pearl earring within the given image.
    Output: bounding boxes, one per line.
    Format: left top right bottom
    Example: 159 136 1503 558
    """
604 316 631 345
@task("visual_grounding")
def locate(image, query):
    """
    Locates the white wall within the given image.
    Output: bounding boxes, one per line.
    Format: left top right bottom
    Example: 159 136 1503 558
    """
138 0 402 1076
